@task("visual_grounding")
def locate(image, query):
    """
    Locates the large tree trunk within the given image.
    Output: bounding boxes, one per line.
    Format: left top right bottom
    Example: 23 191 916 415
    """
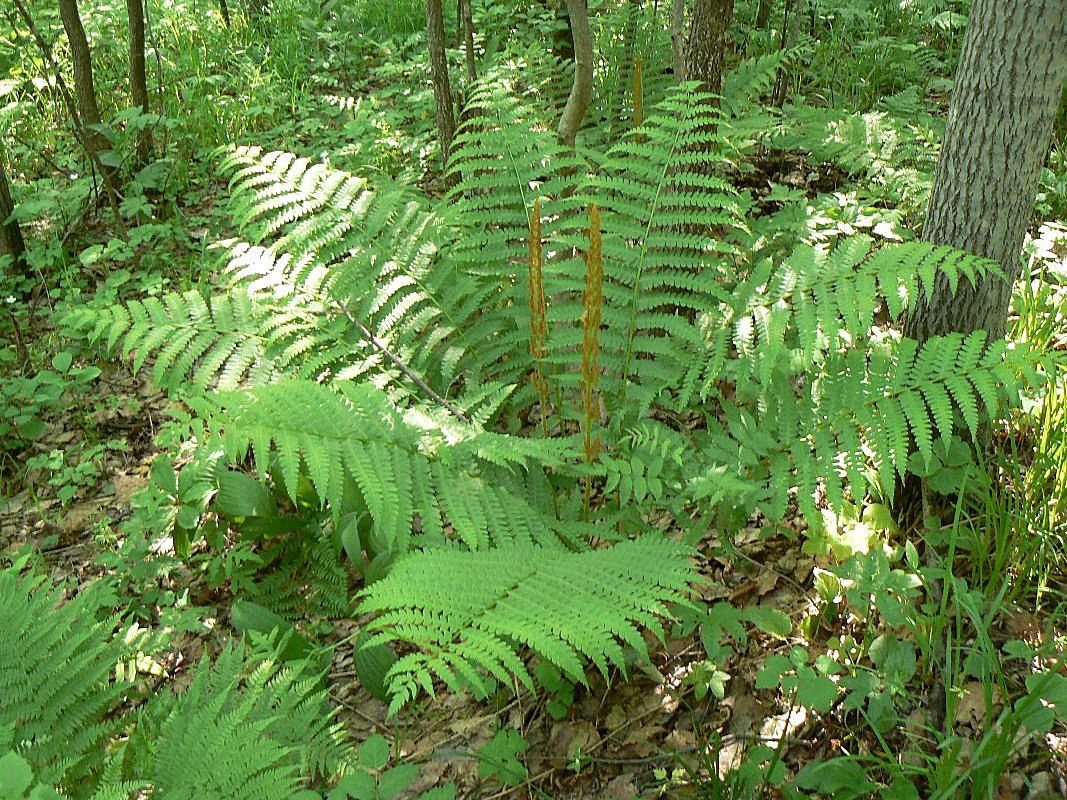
557 0 592 148
58 0 113 176
424 0 457 170
460 0 476 83
903 0 1067 343
671 0 686 83
0 149 27 279
684 0 734 97
127 0 151 168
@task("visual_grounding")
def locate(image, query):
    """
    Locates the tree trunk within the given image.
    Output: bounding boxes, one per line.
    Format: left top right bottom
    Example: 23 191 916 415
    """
127 0 151 168
684 0 735 97
0 149 27 279
549 0 575 64
754 0 772 29
557 0 593 148
771 0 803 107
218 0 231 25
461 0 476 83
424 0 457 171
903 0 1067 343
671 0 686 83
59 0 113 176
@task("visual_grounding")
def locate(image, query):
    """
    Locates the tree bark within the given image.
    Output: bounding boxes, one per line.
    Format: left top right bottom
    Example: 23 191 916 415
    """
127 0 151 168
557 0 592 148
461 0 476 83
58 0 112 175
0 148 27 279
684 0 735 97
671 0 686 83
425 0 457 170
903 0 1067 343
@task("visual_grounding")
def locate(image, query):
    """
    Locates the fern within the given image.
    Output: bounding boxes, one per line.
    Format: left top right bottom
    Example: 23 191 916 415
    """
358 536 696 712
144 646 347 798
544 86 746 415
0 572 121 791
0 566 351 800
75 288 347 391
204 379 572 552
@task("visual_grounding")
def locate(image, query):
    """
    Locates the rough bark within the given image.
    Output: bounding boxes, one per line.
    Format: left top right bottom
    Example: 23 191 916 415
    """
127 0 151 167
424 0 457 170
684 0 735 97
903 0 1067 344
557 0 592 148
461 0 476 83
0 150 27 278
671 0 686 82
59 0 112 173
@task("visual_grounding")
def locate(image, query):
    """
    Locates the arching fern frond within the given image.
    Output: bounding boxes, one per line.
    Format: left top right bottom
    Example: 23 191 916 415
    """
684 238 999 406
204 380 571 552
74 289 347 391
358 536 696 712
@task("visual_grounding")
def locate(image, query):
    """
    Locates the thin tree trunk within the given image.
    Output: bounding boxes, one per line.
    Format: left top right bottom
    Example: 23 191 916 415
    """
550 0 575 64
59 0 114 178
903 0 1067 343
557 0 592 148
127 0 151 168
425 0 457 170
755 0 772 28
0 149 27 279
671 0 686 83
684 0 734 97
219 0 231 26
461 0 476 83
771 0 803 107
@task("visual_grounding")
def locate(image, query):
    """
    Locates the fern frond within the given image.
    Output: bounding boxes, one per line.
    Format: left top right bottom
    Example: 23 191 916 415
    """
358 536 696 712
0 572 121 791
206 380 571 552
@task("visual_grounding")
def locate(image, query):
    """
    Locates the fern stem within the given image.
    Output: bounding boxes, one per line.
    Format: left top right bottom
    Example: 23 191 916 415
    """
335 300 471 424
632 54 644 128
581 204 604 513
528 197 551 437
619 124 682 405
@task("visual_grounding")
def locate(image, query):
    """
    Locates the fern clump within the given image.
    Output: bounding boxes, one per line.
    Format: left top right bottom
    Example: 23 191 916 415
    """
0 571 122 791
0 566 351 800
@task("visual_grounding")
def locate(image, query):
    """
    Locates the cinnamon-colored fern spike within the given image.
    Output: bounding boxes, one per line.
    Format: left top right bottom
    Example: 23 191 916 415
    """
528 197 550 436
581 203 604 490
632 54 644 128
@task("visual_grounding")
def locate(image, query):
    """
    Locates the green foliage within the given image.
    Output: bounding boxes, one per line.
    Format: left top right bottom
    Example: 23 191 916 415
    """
359 537 695 711
0 566 351 800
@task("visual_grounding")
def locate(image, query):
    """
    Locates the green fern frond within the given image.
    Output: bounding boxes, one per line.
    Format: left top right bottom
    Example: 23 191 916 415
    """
73 288 347 391
358 536 696 712
544 87 746 414
207 380 570 552
145 645 347 799
0 572 122 791
687 238 998 405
